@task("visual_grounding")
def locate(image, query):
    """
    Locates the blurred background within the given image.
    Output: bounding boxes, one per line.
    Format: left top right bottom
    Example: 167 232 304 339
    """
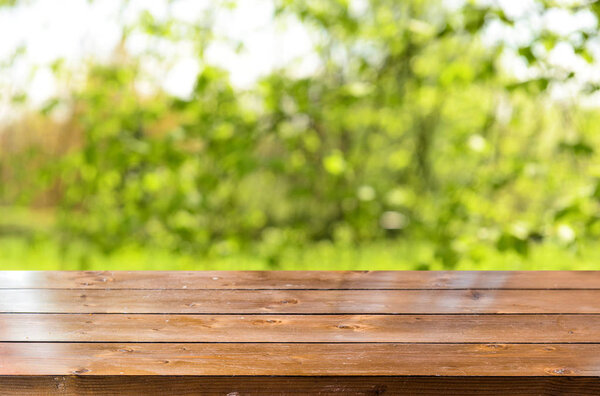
1 0 600 270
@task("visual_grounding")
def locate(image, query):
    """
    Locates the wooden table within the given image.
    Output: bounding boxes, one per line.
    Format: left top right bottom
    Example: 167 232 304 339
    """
1 271 600 395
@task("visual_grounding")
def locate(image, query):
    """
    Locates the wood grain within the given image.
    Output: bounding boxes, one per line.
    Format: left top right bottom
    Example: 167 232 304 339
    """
1 289 599 313
5 271 600 387
2 376 600 396
2 314 599 343
2 271 600 290
0 343 597 376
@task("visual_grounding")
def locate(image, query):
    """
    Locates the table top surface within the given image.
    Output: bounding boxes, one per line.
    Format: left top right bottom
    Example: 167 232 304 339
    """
2 270 600 377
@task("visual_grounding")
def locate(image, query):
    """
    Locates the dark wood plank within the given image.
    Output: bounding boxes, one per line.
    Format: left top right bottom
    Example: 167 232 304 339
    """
2 376 600 396
2 314 600 343
1 289 599 313
2 271 600 290
1 343 598 376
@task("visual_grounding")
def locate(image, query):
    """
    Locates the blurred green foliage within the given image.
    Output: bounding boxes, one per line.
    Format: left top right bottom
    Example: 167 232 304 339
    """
2 0 600 269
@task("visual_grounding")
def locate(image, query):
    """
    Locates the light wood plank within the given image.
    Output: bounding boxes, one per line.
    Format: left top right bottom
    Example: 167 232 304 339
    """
1 289 599 313
1 343 598 376
2 271 600 290
1 314 599 343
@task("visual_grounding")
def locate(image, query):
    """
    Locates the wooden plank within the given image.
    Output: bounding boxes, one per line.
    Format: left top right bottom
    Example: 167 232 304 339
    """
2 271 600 290
1 289 599 314
2 376 600 396
2 314 600 343
1 343 599 376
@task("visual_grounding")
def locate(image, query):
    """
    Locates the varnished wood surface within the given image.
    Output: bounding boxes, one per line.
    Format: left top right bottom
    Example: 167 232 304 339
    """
2 270 600 290
1 288 599 313
1 343 598 376
2 376 600 396
4 271 600 394
2 314 600 343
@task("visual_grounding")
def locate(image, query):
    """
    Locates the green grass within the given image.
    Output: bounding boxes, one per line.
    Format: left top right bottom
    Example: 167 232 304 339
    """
0 206 594 270
0 234 595 271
